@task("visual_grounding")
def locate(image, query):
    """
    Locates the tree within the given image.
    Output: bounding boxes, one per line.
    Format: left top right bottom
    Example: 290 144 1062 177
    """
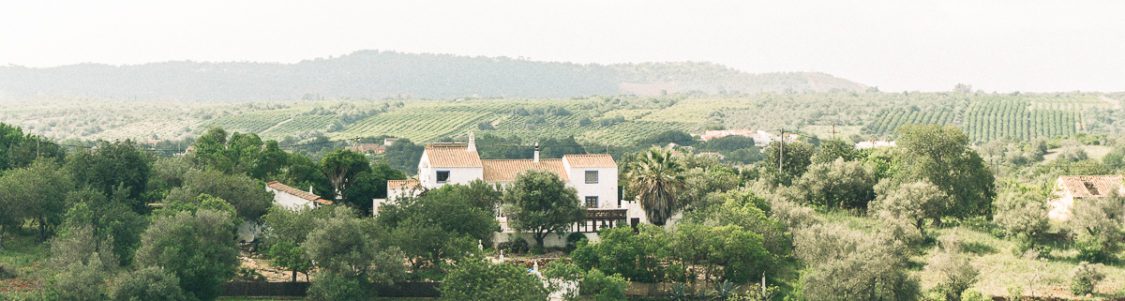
761 140 815 186
66 140 152 207
384 138 425 175
146 156 194 201
306 272 371 301
342 162 405 214
0 158 75 242
868 180 950 234
503 170 585 250
894 125 995 219
441 258 549 301
572 225 670 283
60 193 147 266
794 223 920 301
582 268 629 301
671 223 772 284
47 254 109 301
320 149 371 203
191 128 267 175
788 158 877 210
0 123 65 171
277 152 332 197
992 188 1049 253
625 148 686 226
164 169 272 221
249 140 287 180
110 266 189 301
1070 262 1105 296
304 207 406 284
926 238 979 301
377 185 498 273
261 206 328 282
134 209 239 301
1067 196 1124 262
812 139 861 164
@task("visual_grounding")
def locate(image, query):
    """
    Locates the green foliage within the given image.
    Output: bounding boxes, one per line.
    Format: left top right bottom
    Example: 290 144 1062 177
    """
60 191 148 265
135 209 239 301
992 188 1049 254
761 141 815 186
894 125 995 219
66 140 152 207
869 180 950 234
572 225 669 283
625 148 686 226
794 223 920 301
582 268 629 301
384 138 425 175
110 266 189 301
0 158 76 242
306 272 372 301
46 254 109 301
1067 196 1124 263
164 169 271 221
503 170 585 249
1069 261 1105 296
813 139 862 163
376 184 498 274
926 238 979 301
0 123 65 171
192 128 271 175
260 206 329 282
787 158 876 210
304 207 406 283
441 258 549 301
671 223 772 284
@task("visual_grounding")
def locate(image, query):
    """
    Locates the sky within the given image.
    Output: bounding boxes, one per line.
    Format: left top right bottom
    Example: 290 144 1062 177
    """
2 0 1124 92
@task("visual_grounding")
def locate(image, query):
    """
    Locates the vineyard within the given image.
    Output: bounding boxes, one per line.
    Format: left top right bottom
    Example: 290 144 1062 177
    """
2 92 1121 147
861 93 1107 142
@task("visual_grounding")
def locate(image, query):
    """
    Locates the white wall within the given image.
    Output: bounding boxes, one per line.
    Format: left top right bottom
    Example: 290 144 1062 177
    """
267 188 315 211
416 154 483 188
562 161 619 210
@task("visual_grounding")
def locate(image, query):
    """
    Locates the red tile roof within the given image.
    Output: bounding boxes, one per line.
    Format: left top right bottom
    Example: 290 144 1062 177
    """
267 181 333 205
424 143 483 168
563 154 617 168
481 159 568 182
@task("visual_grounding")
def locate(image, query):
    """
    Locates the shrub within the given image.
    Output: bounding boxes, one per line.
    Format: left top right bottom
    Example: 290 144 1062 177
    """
1070 262 1105 296
442 259 548 301
565 232 587 252
307 272 371 301
110 266 188 301
582 269 628 301
959 290 987 301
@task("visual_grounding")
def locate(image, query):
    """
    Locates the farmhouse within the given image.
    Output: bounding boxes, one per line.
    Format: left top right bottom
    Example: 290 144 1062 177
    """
266 181 333 211
376 133 647 247
1048 175 1125 221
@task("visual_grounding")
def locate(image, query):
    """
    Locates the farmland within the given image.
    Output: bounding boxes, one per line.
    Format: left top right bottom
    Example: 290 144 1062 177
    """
1 91 1121 147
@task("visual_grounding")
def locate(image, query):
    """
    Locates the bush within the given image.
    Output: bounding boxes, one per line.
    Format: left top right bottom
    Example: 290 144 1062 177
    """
1070 262 1105 296
0 264 13 279
110 266 188 301
565 232 587 252
442 259 548 301
582 269 628 301
498 237 530 254
960 290 987 301
307 272 371 301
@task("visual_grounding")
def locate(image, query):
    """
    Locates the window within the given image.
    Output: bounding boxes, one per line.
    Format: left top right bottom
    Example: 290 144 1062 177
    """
436 170 450 183
585 170 599 184
585 196 599 208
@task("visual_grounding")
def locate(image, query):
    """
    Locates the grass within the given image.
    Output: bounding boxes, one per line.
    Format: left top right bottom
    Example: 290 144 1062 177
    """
0 229 49 297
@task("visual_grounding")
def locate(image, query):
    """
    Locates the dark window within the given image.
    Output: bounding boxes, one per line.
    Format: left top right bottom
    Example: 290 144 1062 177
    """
585 196 599 208
436 170 450 183
585 170 598 184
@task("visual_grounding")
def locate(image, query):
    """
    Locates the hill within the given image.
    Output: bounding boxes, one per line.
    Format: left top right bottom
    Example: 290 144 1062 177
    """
0 51 864 101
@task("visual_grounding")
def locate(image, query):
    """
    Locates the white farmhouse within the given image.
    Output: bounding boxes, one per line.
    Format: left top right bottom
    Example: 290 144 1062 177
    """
266 181 333 211
377 133 647 247
1048 175 1125 221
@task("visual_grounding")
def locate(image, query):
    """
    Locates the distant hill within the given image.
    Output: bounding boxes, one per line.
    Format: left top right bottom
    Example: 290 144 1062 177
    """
0 51 866 101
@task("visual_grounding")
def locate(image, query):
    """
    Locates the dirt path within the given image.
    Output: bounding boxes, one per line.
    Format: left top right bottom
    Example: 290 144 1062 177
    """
260 117 293 134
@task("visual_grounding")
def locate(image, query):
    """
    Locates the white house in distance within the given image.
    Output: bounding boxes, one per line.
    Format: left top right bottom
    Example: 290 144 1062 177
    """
266 181 333 211
1048 175 1125 221
377 133 647 247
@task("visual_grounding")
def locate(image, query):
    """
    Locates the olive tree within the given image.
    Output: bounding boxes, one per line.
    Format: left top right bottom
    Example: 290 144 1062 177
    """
503 170 584 250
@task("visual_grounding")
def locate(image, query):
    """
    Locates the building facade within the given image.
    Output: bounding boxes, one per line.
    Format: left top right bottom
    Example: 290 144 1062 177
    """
377 134 647 247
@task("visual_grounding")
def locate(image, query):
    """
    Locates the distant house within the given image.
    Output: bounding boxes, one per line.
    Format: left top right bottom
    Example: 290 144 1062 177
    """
855 140 896 149
348 143 386 155
1048 175 1125 221
377 133 646 247
266 181 332 211
700 129 794 147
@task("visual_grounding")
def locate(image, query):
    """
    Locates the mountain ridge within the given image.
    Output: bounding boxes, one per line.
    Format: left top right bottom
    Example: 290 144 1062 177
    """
0 50 866 101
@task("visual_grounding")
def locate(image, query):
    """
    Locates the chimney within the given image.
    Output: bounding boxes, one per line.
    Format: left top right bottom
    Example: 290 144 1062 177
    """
533 143 540 163
309 185 314 194
467 131 476 152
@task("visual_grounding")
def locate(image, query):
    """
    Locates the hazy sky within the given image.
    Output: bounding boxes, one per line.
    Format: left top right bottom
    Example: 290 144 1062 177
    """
3 0 1124 92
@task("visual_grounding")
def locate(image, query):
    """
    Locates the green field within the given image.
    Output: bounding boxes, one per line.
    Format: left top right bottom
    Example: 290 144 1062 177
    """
1 92 1121 146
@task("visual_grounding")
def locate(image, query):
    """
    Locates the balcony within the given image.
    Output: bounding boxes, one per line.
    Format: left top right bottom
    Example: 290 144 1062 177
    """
574 208 628 233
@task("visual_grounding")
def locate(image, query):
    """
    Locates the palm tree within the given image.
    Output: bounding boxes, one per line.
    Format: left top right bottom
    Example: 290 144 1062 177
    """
626 147 685 226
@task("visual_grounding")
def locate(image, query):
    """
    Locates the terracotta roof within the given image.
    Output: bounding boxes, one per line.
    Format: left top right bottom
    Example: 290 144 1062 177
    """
563 154 617 168
387 179 421 190
267 181 333 205
424 143 483 168
1057 176 1124 198
481 159 568 182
